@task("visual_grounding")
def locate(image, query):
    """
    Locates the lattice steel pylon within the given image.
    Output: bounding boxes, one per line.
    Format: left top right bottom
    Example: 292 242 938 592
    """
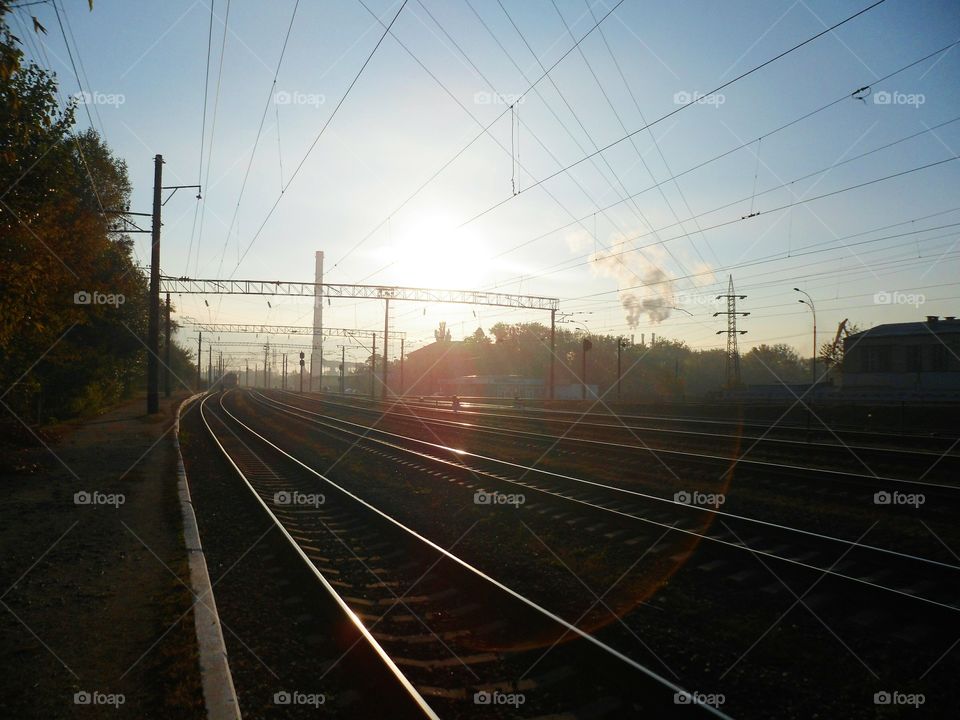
714 275 749 388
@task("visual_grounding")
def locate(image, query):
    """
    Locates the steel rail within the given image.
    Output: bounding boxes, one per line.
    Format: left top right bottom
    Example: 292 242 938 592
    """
198 394 441 720
213 391 733 718
246 391 960 612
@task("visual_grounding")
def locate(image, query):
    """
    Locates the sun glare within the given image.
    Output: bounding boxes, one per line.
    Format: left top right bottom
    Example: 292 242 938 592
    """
388 215 487 289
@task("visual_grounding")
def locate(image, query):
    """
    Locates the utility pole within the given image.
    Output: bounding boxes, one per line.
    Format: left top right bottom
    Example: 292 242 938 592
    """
581 337 593 401
371 332 376 399
144 156 199 412
264 343 269 390
147 155 163 414
715 275 749 388
617 336 629 401
196 332 202 390
549 309 556 402
163 293 171 398
313 251 324 396
207 346 212 387
399 338 405 396
382 297 390 399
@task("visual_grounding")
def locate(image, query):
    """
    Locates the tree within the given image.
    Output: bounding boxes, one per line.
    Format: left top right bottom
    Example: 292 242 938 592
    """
741 344 807 385
819 321 861 372
0 9 186 421
463 326 490 345
434 321 451 343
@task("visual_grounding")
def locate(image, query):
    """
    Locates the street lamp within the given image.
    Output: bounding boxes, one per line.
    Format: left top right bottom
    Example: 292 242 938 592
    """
794 288 817 387
617 336 630 401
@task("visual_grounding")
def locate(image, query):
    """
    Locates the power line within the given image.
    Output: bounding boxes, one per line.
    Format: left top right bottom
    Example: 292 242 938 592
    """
217 0 301 277
57 0 105 137
567 212 960 305
184 0 216 275
584 0 720 267
484 37 960 269
544 0 714 273
354 0 670 291
327 0 630 276
456 0 889 230
486 117 960 290
231 0 410 273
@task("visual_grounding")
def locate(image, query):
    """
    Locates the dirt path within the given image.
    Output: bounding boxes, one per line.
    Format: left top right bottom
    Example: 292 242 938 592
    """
0 393 205 719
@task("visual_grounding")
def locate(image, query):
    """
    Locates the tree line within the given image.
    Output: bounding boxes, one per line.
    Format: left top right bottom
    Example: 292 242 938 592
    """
369 321 850 401
1 8 194 423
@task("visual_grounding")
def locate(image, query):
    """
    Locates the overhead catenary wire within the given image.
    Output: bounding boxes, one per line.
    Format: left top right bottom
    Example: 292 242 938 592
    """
351 0 668 291
231 0 410 275
488 154 960 293
184 0 216 276
217 0 301 278
327 0 631 276
455 0 889 230
482 38 960 268
191 0 231 276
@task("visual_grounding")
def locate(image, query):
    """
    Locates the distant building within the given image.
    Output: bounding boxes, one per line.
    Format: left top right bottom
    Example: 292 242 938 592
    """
441 375 544 399
843 316 960 394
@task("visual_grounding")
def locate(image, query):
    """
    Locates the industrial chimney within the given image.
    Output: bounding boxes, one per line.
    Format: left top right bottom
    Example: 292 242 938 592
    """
313 251 324 388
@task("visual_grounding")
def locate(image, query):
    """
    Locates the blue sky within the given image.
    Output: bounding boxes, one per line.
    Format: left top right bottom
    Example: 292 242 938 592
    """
12 0 960 365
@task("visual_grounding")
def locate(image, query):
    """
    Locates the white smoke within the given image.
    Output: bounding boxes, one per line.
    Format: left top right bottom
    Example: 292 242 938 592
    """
592 244 676 328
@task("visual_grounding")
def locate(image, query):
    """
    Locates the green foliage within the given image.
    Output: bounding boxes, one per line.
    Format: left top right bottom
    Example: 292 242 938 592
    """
0 11 187 422
396 322 818 400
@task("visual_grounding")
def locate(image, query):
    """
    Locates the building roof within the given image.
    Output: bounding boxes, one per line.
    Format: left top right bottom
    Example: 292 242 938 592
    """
847 318 960 339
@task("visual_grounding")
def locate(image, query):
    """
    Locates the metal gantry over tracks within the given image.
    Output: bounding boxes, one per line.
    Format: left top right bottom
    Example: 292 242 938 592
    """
163 276 563 400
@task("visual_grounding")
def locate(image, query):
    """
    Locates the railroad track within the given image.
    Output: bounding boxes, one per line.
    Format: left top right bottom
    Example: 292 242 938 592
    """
199 392 727 719
243 390 960 618
344 394 960 454
281 393 960 485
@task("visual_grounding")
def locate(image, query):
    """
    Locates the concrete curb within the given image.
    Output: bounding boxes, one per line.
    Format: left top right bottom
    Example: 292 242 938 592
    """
175 394 242 720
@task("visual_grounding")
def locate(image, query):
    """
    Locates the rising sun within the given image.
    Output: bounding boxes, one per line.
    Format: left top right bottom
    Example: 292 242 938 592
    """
385 214 488 289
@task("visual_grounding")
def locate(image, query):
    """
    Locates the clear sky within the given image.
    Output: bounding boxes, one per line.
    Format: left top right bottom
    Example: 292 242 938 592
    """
12 0 960 367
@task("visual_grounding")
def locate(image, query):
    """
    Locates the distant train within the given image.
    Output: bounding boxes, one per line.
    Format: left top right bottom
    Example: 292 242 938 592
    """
221 371 238 390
